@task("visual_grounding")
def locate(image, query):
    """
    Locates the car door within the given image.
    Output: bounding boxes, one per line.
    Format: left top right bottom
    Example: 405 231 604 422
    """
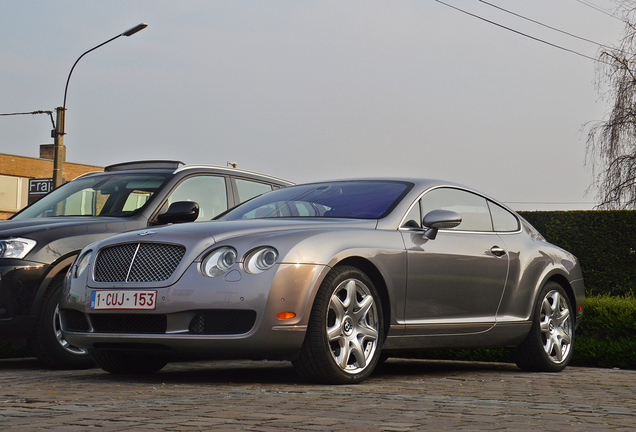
400 187 509 335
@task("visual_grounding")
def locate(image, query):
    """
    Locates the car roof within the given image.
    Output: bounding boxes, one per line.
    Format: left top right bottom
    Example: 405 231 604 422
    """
72 160 293 186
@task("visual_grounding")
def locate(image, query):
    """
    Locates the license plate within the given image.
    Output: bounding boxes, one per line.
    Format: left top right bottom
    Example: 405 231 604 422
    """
90 290 157 310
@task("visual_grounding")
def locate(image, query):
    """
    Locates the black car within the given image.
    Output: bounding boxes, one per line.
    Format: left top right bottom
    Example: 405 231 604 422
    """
0 160 291 368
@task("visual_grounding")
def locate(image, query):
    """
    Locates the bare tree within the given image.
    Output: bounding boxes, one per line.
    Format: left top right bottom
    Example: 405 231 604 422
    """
587 8 636 209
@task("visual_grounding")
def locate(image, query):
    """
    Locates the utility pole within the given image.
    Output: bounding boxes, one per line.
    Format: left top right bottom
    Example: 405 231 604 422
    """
52 107 65 188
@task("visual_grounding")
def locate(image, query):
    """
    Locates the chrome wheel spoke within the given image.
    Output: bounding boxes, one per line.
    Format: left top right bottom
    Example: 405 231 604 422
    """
327 323 344 342
355 295 374 321
329 295 346 321
555 307 570 327
356 324 378 341
544 337 554 357
551 335 563 361
338 341 352 369
343 280 356 312
349 338 367 369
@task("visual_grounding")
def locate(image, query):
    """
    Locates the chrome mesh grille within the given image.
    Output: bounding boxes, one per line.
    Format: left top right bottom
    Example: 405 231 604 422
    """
94 243 186 283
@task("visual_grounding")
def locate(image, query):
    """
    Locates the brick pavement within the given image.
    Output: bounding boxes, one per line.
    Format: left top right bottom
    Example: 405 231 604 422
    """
0 357 634 431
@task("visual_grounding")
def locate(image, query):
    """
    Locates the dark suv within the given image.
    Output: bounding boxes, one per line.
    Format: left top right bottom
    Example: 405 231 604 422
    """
0 160 291 368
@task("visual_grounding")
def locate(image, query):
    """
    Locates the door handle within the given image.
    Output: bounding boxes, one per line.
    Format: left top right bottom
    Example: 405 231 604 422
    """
490 246 506 257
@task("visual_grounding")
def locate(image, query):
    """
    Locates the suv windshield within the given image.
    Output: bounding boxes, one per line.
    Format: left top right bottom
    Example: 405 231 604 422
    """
12 173 170 219
219 181 411 220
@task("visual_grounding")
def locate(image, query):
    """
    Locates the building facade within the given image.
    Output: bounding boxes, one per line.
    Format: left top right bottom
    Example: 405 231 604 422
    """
0 145 102 219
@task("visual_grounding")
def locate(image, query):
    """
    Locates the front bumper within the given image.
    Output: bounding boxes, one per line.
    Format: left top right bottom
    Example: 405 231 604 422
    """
0 260 47 338
61 262 329 359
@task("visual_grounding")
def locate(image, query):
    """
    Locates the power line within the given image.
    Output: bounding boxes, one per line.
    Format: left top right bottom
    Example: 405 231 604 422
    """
504 201 596 204
477 0 613 49
573 0 624 21
434 0 607 64
0 110 56 129
0 110 53 116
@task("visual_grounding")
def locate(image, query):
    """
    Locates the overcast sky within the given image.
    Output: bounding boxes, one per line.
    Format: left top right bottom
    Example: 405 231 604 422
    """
0 1 627 210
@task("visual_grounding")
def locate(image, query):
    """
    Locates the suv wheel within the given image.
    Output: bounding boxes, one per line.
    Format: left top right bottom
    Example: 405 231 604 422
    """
28 274 94 369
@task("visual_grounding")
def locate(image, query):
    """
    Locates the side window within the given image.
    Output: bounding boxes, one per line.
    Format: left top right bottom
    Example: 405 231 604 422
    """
488 201 520 232
420 188 493 232
167 176 228 221
235 179 274 202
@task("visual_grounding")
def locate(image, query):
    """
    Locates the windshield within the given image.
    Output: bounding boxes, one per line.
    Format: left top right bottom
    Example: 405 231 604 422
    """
12 173 170 219
219 181 412 220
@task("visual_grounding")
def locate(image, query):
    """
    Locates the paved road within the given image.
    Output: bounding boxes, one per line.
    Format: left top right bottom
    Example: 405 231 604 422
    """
0 357 634 431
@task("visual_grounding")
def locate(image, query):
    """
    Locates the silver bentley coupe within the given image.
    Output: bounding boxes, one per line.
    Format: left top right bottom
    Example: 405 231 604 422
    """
61 179 584 384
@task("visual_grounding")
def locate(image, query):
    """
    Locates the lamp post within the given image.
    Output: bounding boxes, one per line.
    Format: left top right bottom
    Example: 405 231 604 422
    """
52 23 148 188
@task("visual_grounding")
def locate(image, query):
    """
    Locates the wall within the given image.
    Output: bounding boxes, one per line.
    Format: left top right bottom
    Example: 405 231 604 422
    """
0 152 102 219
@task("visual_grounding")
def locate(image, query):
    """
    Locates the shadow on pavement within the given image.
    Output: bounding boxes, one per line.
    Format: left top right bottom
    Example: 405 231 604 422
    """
0 356 521 386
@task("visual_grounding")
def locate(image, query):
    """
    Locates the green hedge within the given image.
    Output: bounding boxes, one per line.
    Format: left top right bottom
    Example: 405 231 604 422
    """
518 210 636 297
573 295 636 369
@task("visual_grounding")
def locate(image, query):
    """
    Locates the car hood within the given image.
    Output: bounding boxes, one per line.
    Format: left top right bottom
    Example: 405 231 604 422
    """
0 217 145 263
88 218 378 262
0 217 133 237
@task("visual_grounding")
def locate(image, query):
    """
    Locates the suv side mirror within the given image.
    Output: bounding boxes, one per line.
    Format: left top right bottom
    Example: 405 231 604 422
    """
157 201 200 225
422 209 462 240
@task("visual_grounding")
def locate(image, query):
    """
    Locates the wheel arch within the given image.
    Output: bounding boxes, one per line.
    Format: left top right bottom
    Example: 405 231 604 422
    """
334 256 391 342
546 273 578 326
29 253 78 316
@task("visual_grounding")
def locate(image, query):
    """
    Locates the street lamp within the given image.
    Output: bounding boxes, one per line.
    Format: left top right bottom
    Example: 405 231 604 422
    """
52 23 148 188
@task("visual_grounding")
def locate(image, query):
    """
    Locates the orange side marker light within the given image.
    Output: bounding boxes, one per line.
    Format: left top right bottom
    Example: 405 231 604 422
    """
276 312 296 320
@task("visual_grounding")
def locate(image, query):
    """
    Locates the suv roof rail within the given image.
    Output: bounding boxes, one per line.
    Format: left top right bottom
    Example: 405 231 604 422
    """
174 164 293 185
104 160 185 172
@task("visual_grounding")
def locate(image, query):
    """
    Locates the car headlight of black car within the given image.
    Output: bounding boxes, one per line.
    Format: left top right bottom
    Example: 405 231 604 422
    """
0 238 37 259
244 247 278 274
201 247 238 277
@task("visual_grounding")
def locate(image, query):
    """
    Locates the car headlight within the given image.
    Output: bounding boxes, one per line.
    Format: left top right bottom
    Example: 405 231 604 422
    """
74 250 93 278
0 238 37 259
201 247 237 277
244 247 278 274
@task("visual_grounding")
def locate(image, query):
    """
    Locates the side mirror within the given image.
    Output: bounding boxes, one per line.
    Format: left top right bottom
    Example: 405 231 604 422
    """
422 209 462 240
157 201 200 224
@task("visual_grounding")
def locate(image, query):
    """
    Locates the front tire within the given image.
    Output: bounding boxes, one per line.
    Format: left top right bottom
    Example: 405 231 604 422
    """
28 274 94 370
515 282 574 372
89 350 169 375
293 266 384 384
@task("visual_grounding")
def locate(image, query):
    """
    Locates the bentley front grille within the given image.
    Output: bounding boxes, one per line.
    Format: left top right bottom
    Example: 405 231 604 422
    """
94 243 186 283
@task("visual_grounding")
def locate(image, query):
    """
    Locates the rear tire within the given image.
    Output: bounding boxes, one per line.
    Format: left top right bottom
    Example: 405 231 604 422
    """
515 282 574 372
89 350 169 375
28 274 94 370
293 266 384 384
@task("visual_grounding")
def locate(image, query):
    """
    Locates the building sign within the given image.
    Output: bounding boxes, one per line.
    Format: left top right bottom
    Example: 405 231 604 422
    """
28 178 53 205
29 178 53 195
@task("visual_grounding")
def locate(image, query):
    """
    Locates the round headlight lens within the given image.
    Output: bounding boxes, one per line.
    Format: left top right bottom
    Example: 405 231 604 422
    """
201 247 237 277
244 247 278 274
